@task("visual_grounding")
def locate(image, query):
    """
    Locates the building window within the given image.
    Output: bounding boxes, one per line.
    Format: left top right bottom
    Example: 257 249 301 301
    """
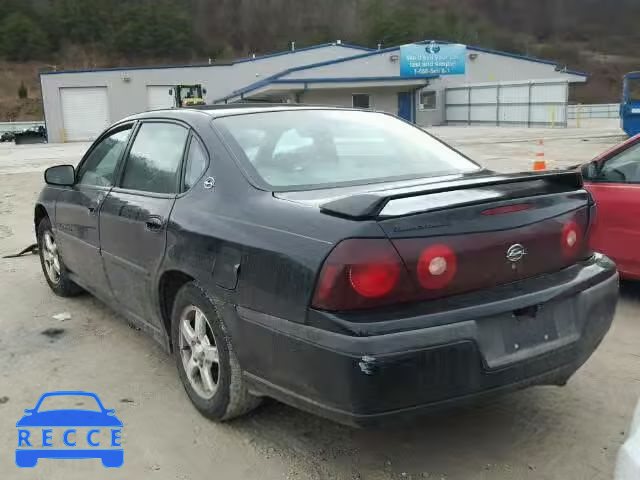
420 90 437 110
352 94 371 109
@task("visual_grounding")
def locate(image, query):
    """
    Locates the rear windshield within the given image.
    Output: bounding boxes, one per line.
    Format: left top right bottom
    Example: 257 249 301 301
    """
214 109 480 190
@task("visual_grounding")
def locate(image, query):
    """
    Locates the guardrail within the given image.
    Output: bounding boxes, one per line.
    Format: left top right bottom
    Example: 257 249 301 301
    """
568 104 619 120
0 121 45 134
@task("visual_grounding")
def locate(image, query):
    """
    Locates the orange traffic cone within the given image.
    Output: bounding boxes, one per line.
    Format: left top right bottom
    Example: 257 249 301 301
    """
533 139 547 171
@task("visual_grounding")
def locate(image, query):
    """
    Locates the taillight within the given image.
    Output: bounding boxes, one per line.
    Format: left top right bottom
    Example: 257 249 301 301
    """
311 238 410 310
349 261 400 298
561 220 583 258
312 211 593 312
417 244 457 289
481 203 532 215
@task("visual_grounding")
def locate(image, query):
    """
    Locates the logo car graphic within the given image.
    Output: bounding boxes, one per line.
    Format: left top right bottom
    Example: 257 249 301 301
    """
506 243 527 263
16 391 123 468
425 41 441 54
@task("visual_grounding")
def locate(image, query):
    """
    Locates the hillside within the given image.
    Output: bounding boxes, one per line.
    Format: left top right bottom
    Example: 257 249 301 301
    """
0 0 638 121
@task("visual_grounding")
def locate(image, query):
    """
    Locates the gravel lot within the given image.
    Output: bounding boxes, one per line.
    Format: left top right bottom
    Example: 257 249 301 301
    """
1 121 638 480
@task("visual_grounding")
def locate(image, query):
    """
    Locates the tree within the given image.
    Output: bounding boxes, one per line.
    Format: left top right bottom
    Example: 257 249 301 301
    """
110 2 192 58
0 12 48 61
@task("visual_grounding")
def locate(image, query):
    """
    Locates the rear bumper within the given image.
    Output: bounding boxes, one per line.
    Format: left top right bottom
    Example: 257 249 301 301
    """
224 254 619 427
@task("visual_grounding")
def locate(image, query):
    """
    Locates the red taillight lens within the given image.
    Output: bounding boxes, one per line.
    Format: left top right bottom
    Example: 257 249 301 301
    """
561 220 583 258
417 244 457 290
349 262 400 298
312 239 409 310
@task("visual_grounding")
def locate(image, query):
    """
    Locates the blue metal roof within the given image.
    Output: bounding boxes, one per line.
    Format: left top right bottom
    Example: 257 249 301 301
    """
271 76 436 84
215 47 406 102
39 42 373 75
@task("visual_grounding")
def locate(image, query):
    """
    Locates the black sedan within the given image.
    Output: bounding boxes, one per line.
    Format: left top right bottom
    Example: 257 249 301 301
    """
35 105 618 426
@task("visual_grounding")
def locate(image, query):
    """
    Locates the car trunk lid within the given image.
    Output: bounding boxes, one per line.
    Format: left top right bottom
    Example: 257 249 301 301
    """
316 170 594 304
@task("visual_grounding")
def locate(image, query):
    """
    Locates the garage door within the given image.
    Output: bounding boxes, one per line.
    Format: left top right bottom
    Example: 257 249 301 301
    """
147 86 174 110
60 87 109 142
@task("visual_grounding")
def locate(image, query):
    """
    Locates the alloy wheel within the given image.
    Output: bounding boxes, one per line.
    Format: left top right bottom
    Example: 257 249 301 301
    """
178 305 220 399
42 231 61 284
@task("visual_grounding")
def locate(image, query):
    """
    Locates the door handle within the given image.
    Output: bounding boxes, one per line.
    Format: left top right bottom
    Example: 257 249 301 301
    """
145 216 164 232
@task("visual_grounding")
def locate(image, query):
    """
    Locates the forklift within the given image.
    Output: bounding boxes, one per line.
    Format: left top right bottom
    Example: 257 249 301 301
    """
169 84 207 108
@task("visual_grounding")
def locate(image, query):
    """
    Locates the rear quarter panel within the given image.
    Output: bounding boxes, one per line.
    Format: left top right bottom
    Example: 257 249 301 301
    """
165 181 383 323
161 119 384 324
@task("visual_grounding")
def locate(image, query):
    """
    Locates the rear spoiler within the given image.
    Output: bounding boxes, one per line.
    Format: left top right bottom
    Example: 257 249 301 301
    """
319 170 583 220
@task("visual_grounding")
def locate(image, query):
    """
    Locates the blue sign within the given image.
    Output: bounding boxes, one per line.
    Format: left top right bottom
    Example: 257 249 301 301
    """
16 391 123 468
400 42 466 76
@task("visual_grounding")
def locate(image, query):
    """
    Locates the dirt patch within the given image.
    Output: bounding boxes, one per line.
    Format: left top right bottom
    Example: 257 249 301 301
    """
40 327 65 340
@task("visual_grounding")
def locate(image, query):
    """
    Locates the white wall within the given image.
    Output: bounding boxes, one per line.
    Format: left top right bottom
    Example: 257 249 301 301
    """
416 80 445 126
301 88 401 116
446 49 585 85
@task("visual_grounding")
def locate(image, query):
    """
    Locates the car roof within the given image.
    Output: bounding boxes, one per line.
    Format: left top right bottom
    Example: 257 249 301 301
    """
123 103 364 122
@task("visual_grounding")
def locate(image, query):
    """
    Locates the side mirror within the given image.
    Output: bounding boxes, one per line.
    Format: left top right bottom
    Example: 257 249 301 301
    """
23 409 33 414
580 161 598 181
168 89 173 95
203 88 207 95
45 165 75 186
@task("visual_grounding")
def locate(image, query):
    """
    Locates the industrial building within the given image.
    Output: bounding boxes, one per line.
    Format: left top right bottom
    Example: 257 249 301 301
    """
40 40 587 143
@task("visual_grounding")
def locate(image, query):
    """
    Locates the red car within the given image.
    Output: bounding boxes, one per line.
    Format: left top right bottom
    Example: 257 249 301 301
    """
582 134 640 280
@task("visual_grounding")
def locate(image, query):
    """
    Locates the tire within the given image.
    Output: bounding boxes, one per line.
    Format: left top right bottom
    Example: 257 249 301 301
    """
37 217 83 297
171 281 261 421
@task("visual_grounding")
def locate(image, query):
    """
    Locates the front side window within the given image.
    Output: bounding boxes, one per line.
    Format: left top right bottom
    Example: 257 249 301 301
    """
597 142 640 184
216 109 480 190
120 122 189 194
627 77 640 103
76 126 132 187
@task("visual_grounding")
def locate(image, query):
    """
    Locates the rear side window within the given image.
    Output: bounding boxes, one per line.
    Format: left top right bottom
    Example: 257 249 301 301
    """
77 126 132 187
183 137 208 190
121 122 188 194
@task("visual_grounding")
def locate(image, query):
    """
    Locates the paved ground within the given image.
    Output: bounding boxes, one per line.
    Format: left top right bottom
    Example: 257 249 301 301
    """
1 122 638 479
